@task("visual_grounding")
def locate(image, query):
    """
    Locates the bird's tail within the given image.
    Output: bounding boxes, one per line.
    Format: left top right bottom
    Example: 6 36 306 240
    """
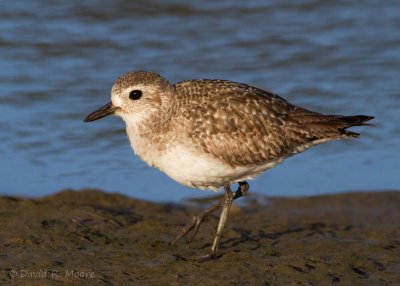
289 109 374 140
335 115 374 137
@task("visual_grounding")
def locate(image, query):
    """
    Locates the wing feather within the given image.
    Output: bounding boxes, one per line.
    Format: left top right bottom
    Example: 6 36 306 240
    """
174 79 365 167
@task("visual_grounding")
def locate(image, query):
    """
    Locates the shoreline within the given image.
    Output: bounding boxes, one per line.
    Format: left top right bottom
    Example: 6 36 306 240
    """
1 189 399 285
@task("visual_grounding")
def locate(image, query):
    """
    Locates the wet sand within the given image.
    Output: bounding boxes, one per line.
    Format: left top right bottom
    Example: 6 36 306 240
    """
1 189 399 285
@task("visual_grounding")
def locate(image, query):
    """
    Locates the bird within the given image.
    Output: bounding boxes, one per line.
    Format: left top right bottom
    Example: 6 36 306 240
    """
84 71 373 260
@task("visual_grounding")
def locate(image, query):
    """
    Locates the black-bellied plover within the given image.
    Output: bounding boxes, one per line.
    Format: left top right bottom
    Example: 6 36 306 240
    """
84 71 373 260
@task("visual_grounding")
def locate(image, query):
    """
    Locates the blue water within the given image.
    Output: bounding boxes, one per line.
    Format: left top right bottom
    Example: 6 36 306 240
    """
1 1 399 202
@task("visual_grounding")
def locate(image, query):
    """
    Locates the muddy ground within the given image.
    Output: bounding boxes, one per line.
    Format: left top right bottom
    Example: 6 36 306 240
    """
0 189 399 285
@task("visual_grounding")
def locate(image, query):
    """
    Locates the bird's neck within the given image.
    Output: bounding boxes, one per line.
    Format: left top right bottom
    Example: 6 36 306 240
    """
125 107 176 168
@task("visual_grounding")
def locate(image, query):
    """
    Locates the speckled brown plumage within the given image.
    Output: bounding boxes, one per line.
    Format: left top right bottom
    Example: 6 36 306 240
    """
112 71 174 95
172 79 372 167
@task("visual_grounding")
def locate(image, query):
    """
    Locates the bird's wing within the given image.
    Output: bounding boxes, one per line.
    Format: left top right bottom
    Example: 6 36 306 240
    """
175 79 372 167
175 80 324 167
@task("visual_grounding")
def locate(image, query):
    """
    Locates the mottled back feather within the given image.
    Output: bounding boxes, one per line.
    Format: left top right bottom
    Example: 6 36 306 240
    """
174 79 373 167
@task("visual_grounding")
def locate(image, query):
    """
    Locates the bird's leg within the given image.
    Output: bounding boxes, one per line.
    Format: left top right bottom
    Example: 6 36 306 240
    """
171 181 249 247
191 183 237 261
170 198 224 245
208 183 234 257
172 183 250 261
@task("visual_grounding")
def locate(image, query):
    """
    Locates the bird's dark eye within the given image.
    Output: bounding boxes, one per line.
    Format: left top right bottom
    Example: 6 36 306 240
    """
129 90 142 100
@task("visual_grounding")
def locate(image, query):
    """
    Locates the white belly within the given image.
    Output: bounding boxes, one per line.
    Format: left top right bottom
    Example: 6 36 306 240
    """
150 144 283 191
127 127 282 191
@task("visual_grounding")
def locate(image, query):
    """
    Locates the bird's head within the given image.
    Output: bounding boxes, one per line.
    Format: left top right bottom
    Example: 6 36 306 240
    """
84 71 175 127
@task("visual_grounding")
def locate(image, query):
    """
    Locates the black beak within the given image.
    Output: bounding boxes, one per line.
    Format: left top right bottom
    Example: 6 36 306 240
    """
84 102 116 122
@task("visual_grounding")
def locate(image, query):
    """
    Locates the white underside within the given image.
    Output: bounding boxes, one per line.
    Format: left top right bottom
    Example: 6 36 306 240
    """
147 144 283 192
127 125 333 192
